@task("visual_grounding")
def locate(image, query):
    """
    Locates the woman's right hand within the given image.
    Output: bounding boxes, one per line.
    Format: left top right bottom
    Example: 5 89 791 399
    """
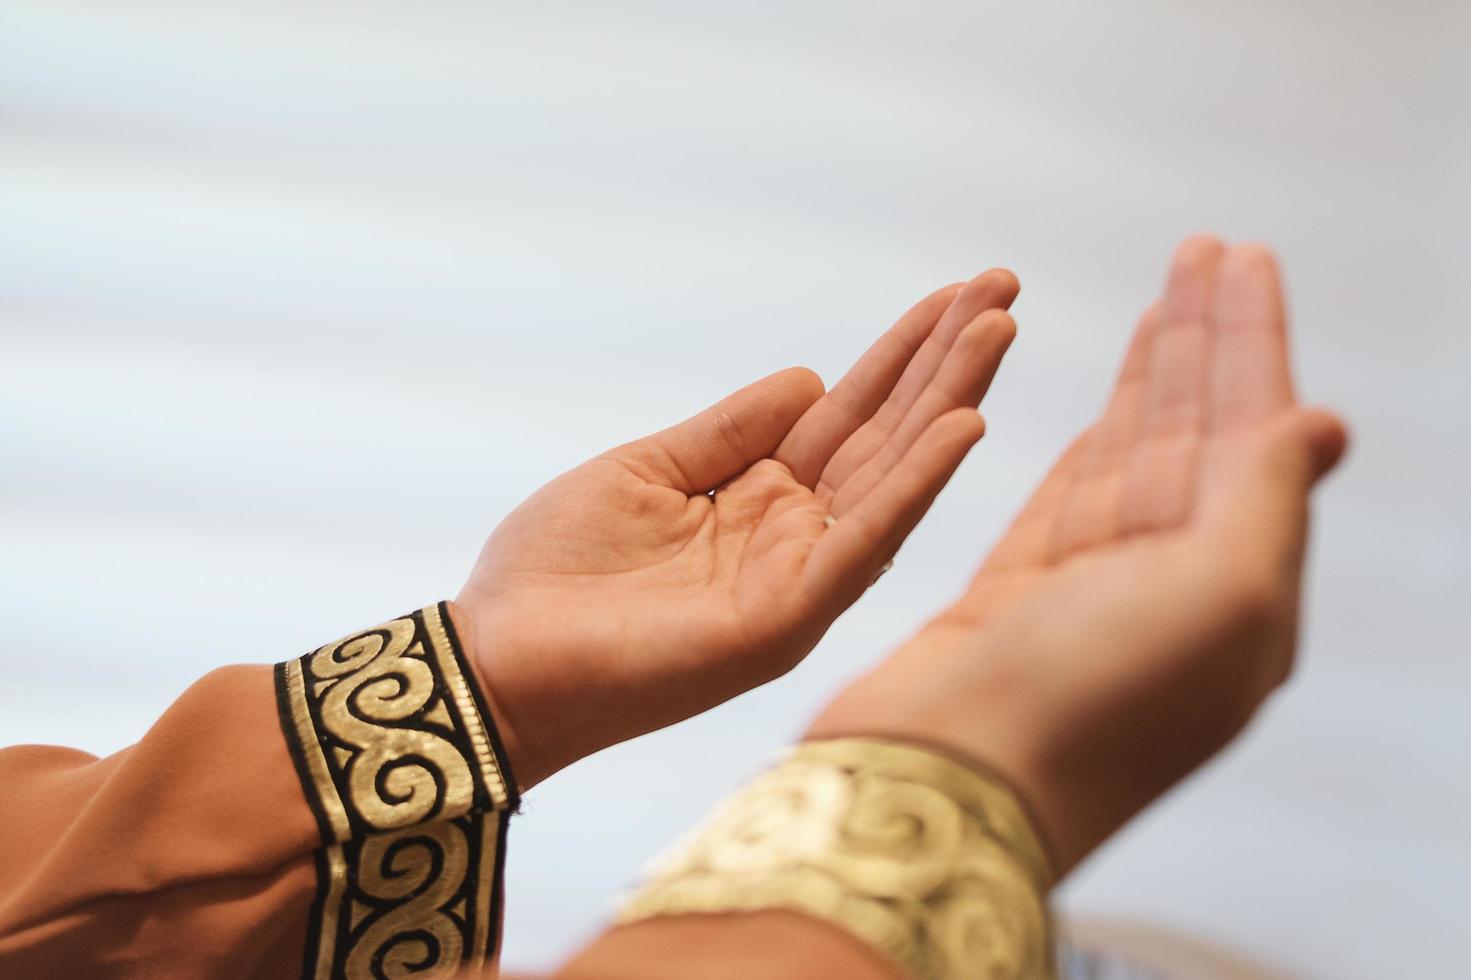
809 236 1348 877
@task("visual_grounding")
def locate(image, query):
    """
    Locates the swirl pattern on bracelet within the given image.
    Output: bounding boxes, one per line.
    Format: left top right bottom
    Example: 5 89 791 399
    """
275 603 517 980
617 738 1055 980
276 603 516 842
308 811 507 980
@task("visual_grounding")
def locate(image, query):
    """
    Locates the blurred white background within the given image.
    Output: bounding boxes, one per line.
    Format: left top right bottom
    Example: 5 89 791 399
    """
2 2 1468 977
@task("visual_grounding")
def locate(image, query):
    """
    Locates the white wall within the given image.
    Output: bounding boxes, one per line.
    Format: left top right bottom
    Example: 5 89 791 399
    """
2 3 1467 976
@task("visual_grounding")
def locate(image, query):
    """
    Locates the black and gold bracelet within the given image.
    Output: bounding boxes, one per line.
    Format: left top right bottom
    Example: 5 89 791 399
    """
275 602 518 980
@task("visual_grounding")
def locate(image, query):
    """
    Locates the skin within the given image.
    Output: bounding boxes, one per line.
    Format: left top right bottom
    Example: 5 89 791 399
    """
555 912 890 980
809 235 1349 876
451 269 1023 788
563 236 1348 977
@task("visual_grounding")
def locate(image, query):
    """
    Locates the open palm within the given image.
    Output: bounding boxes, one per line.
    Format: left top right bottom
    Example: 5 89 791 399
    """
946 238 1333 623
457 270 1022 786
833 238 1348 873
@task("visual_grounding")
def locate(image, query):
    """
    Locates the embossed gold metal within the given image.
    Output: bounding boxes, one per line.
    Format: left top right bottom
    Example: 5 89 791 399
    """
618 738 1055 980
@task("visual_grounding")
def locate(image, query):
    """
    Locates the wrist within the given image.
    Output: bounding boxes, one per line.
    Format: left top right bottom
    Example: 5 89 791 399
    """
443 598 540 793
805 653 1070 877
276 603 519 976
617 737 1055 979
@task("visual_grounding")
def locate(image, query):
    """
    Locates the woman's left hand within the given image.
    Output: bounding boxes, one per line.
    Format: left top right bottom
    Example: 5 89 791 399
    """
454 270 1021 787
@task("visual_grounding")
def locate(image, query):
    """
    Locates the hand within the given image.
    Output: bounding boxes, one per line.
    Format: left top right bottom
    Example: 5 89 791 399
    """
454 271 1022 788
809 237 1348 876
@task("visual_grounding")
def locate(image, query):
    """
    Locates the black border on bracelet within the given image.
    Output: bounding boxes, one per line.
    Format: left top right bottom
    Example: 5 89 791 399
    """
273 661 336 846
437 599 522 811
489 807 513 963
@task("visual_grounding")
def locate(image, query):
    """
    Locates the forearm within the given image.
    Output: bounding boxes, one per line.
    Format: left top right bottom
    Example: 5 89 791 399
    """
0 603 519 978
558 912 900 980
558 737 1054 980
0 664 320 974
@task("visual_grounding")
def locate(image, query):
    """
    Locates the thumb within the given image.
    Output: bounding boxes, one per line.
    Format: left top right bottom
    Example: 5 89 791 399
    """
1261 406 1350 495
616 367 825 493
1208 406 1349 571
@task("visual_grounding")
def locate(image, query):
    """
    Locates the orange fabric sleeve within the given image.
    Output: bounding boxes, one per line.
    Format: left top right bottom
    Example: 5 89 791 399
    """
0 603 518 980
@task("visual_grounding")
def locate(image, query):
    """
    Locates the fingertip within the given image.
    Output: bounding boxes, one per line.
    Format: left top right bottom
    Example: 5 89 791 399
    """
1167 236 1228 292
1231 241 1279 267
971 411 988 443
1162 235 1229 322
1175 234 1229 262
1299 407 1349 480
983 267 1021 301
942 406 987 444
777 365 827 405
967 409 988 443
895 282 967 336
926 281 967 306
1220 242 1283 289
964 267 1022 310
983 307 1019 344
957 308 1018 354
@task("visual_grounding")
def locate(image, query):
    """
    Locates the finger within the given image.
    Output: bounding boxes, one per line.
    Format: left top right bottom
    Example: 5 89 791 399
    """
978 429 1093 576
776 282 964 487
1209 243 1296 436
1050 302 1162 558
1123 235 1227 533
803 408 987 608
1205 407 1348 577
816 268 1020 496
616 366 824 494
828 308 1017 516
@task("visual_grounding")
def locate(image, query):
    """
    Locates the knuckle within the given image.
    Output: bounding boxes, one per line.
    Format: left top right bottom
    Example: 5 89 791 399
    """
712 408 749 458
